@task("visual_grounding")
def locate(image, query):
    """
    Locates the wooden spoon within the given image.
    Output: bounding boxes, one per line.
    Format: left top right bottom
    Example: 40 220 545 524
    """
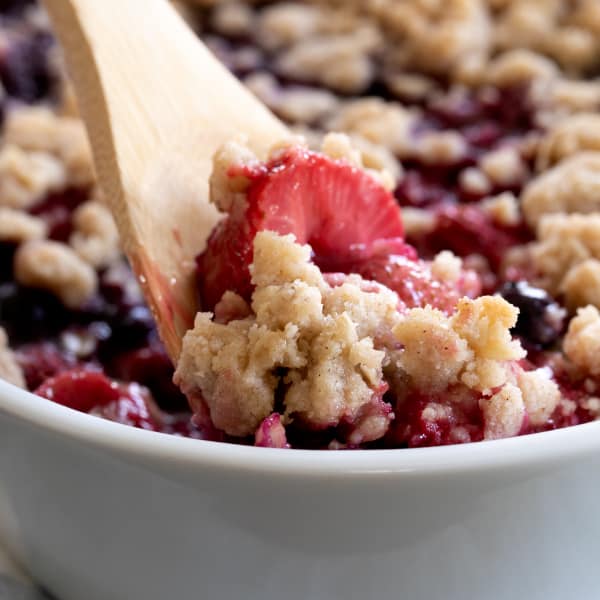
42 0 288 361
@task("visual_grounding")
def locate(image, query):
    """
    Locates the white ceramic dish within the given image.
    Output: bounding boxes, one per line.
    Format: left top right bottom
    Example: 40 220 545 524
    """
0 377 599 600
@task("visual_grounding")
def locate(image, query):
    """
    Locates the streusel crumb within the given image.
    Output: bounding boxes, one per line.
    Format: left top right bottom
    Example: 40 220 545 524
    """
536 114 600 170
518 368 561 427
479 147 527 187
564 305 600 376
522 152 600 227
0 145 65 209
431 251 463 284
321 132 394 189
393 307 472 394
14 240 98 309
69 200 120 268
0 208 47 243
480 383 525 440
325 98 416 157
561 259 600 311
480 192 521 226
3 107 94 187
531 214 600 296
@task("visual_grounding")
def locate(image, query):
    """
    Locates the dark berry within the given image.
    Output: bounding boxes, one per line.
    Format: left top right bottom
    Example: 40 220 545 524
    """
0 0 36 17
0 31 55 103
499 281 565 349
30 188 89 241
0 282 70 343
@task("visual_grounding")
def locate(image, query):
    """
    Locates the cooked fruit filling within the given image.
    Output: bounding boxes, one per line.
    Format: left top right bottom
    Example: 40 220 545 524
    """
1 0 600 449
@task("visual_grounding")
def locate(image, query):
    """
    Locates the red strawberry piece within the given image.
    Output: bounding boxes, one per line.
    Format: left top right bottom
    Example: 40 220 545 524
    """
35 368 161 430
91 382 161 431
197 147 405 309
35 369 120 412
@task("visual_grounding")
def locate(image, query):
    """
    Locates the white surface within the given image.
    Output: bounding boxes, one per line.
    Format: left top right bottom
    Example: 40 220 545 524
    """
1 378 600 600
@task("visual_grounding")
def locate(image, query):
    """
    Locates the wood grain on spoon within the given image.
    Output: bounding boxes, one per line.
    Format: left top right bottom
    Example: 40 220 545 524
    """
42 0 288 361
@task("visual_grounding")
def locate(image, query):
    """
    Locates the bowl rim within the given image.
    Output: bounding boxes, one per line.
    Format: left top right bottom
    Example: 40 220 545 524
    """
1 378 599 479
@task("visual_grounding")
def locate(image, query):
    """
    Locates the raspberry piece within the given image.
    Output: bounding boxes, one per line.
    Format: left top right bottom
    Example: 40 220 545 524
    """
255 413 289 448
35 369 161 430
110 343 188 413
387 390 483 448
15 341 77 390
197 147 404 309
427 205 529 269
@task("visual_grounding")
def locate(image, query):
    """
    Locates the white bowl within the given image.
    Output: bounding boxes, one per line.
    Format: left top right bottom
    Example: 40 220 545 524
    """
0 377 599 600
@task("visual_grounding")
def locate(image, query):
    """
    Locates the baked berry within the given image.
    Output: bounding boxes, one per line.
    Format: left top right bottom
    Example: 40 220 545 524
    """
110 343 188 413
0 282 70 343
15 341 78 390
425 205 530 269
498 281 565 349
35 369 161 430
0 31 55 102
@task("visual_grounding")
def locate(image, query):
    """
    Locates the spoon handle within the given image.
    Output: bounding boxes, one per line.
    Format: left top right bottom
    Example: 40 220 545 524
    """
43 0 287 359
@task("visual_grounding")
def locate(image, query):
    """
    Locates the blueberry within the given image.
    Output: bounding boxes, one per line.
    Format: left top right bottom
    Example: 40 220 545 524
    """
0 31 55 103
0 282 71 344
499 281 565 349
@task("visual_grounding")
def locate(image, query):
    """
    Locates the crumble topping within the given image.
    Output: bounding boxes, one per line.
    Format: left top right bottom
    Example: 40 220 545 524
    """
0 144 65 209
14 240 98 309
564 306 600 376
176 231 400 439
522 153 600 227
561 259 600 312
3 106 94 187
531 213 600 298
69 200 120 269
325 98 416 159
536 113 600 170
0 207 47 243
518 368 561 427
480 383 524 440
480 192 521 227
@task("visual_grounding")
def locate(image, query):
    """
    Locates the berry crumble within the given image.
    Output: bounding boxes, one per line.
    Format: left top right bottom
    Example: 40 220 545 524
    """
1 0 600 449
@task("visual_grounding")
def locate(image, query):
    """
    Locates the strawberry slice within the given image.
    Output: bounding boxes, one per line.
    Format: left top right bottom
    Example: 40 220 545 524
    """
197 147 405 309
